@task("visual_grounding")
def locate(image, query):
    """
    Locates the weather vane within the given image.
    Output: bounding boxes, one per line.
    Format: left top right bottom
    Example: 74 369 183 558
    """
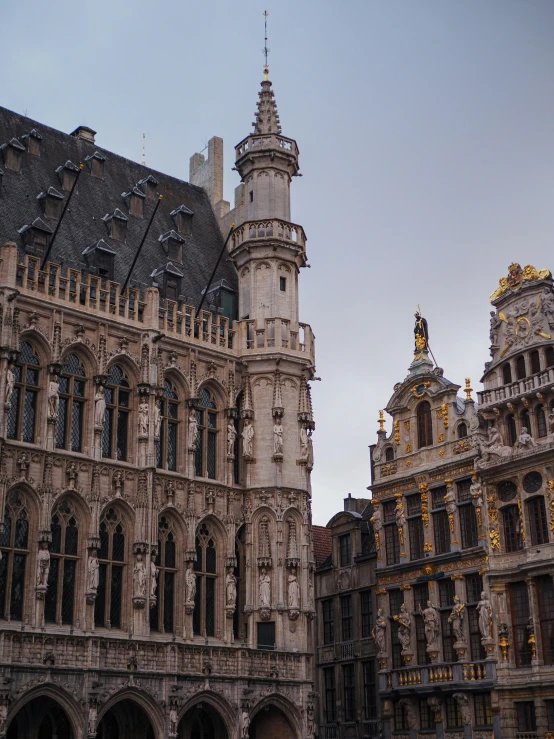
263 10 270 80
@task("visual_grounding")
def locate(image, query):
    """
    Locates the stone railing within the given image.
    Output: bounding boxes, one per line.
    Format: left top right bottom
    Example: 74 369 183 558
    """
231 219 307 251
317 638 377 665
235 134 299 159
476 436 554 471
478 368 554 407
363 719 380 738
158 300 234 351
320 724 338 739
235 318 315 364
385 660 493 690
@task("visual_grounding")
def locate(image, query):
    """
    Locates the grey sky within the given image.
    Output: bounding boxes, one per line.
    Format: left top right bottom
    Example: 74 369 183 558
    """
3 0 554 525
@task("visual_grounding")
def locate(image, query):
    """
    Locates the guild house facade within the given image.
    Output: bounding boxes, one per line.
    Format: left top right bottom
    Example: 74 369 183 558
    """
0 66 317 739
365 264 554 739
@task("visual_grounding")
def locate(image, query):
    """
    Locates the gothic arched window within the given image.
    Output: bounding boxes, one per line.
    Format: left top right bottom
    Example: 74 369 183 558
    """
6 341 40 443
516 355 526 380
102 365 130 461
417 401 433 448
506 414 517 446
457 423 468 439
193 522 217 637
56 354 86 452
537 405 547 438
195 388 218 479
502 505 523 552
233 525 246 641
95 508 125 629
503 364 512 385
156 379 179 472
150 516 176 633
0 490 29 621
528 496 549 546
44 499 79 625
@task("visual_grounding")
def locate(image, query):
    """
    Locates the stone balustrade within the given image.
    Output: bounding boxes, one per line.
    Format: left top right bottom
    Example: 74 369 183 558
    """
231 218 307 251
235 134 299 159
382 660 494 691
478 368 554 407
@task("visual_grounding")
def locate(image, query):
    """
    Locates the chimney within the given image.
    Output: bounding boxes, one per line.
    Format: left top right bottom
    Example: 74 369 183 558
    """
70 125 96 144
344 494 357 513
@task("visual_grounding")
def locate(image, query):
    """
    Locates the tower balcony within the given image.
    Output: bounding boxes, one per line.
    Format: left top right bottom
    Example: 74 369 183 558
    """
230 219 307 266
234 317 315 365
235 133 299 161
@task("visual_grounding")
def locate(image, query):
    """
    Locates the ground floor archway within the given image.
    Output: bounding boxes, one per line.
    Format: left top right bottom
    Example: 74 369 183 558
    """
249 704 296 739
7 695 74 739
97 699 156 739
178 703 228 739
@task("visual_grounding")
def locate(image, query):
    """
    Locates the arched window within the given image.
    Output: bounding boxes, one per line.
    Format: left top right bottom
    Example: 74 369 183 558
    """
516 355 526 380
0 490 29 621
150 516 176 633
528 497 549 546
156 379 179 471
95 508 125 629
547 347 554 368
537 405 547 438
506 414 517 446
102 365 130 461
502 505 523 552
233 525 246 641
417 401 433 448
193 522 217 637
6 341 40 442
503 364 512 385
457 423 468 439
195 388 218 479
55 354 86 452
521 410 531 436
530 350 540 374
385 447 395 462
44 499 79 625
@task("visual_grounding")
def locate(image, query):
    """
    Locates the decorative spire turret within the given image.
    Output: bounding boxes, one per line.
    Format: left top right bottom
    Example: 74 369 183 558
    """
253 79 282 135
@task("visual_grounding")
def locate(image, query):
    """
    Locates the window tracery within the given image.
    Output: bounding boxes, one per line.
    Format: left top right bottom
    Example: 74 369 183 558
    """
0 490 29 621
6 341 40 443
102 365 130 461
195 387 218 479
44 498 79 625
55 354 86 452
156 379 179 471
95 507 126 629
193 522 217 637
150 516 177 633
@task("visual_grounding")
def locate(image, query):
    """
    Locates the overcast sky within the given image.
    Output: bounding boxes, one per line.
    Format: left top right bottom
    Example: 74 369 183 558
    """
4 0 554 525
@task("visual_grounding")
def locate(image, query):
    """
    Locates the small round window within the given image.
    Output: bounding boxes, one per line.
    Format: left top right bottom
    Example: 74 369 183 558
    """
497 480 517 502
522 471 542 494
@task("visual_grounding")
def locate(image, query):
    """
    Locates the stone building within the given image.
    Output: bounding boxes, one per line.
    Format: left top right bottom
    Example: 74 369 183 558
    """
0 65 316 739
367 265 554 739
313 496 379 739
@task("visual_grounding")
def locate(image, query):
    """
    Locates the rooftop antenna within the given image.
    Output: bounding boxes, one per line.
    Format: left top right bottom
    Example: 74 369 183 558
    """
142 134 146 166
262 10 270 80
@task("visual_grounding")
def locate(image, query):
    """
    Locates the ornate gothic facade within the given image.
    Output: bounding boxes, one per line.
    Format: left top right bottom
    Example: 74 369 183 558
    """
0 69 316 738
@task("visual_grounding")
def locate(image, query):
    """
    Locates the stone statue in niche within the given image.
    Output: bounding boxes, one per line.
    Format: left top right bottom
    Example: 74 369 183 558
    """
419 601 440 650
188 410 198 450
516 426 536 449
273 420 283 455
185 562 197 604
259 568 271 608
0 704 7 734
153 402 161 439
393 603 411 650
448 595 465 642
489 310 501 348
88 705 98 736
477 591 493 639
541 289 554 327
87 549 100 592
372 608 387 654
169 708 178 735
133 553 147 597
47 375 60 420
4 365 15 406
242 420 254 457
94 386 106 428
548 407 554 436
399 699 417 731
138 400 149 436
240 711 250 739
227 421 237 456
36 541 50 588
226 567 237 607
300 424 309 458
150 552 158 598
453 694 472 725
288 568 300 609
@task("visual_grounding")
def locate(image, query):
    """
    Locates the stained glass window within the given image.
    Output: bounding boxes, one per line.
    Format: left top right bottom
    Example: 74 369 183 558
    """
45 498 79 625
0 491 29 621
95 508 125 629
56 354 86 452
6 341 40 443
156 379 179 471
102 365 130 461
195 388 218 479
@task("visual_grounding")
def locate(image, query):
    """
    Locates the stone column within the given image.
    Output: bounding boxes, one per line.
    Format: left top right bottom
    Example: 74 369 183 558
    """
451 575 469 662
395 494 408 564
526 577 540 666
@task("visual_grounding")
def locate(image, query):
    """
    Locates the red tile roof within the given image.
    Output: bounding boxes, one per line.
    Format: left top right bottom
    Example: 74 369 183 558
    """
312 525 332 567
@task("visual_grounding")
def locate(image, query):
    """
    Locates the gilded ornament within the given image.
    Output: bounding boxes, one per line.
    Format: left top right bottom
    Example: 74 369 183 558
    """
409 381 430 398
405 443 412 454
394 420 400 445
448 513 455 533
489 528 500 551
438 433 444 443
517 499 526 545
424 542 432 553
404 420 411 431
490 262 551 302
464 378 472 401
549 499 554 533
439 450 445 456
378 410 385 432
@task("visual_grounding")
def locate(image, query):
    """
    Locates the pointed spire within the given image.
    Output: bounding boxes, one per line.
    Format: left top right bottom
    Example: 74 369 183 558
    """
298 376 314 428
253 78 282 135
241 373 254 419
272 369 284 418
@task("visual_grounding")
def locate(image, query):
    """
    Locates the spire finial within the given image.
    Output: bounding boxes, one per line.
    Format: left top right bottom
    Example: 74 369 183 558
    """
142 133 146 166
263 10 270 80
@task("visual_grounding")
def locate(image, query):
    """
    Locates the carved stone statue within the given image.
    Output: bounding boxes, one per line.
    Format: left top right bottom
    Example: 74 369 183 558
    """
300 424 309 458
87 549 100 592
138 400 149 436
188 410 198 449
370 506 383 532
241 710 250 739
395 500 405 529
0 704 7 734
169 707 178 735
419 600 440 649
226 567 237 607
372 608 387 654
153 402 161 439
47 375 60 419
549 407 554 436
444 485 457 515
542 289 554 327
133 553 147 597
273 421 283 455
242 420 254 457
94 386 106 427
489 310 501 347
288 568 300 609
516 426 536 449
414 311 429 354
88 705 98 736
399 699 417 730
394 603 411 650
477 591 493 639
453 693 472 725
259 568 271 608
36 541 50 587
470 475 483 507
227 421 237 456
4 365 15 405
150 552 158 598
185 562 196 603
448 595 465 642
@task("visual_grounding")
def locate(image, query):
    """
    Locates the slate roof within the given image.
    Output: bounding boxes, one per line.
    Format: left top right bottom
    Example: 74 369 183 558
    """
0 106 238 306
312 525 332 568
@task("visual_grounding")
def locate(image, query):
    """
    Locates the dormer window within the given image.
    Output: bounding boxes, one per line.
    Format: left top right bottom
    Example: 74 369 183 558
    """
56 160 80 192
159 230 185 264
18 217 53 256
138 175 159 200
0 138 26 173
122 186 146 218
151 263 184 301
82 239 116 280
85 151 105 179
170 204 194 235
37 187 64 220
103 208 128 242
21 129 43 156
